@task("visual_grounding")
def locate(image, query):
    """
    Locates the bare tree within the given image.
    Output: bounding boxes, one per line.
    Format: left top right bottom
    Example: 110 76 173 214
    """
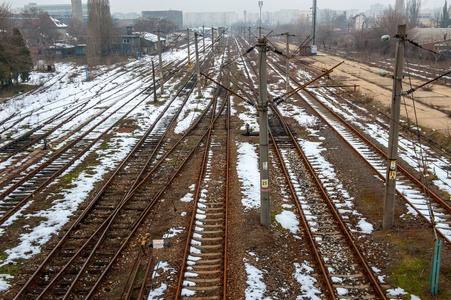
430 7 442 27
20 8 60 49
440 0 450 28
372 5 408 37
0 3 13 33
406 0 422 27
134 18 178 34
87 0 114 63
67 18 87 45
318 9 338 28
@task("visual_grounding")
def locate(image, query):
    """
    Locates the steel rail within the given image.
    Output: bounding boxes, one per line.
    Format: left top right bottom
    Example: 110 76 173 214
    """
34 76 199 299
174 97 217 300
223 51 231 300
22 54 221 298
269 130 336 298
235 35 336 298
0 62 156 155
87 95 228 300
300 88 451 246
137 249 154 299
175 73 229 299
268 53 451 243
235 35 385 298
271 106 387 299
14 72 198 298
58 76 209 299
0 59 196 225
302 85 451 216
0 83 156 225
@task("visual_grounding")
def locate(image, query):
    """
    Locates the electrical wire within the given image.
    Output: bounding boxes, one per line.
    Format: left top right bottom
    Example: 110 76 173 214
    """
406 38 451 60
403 59 438 238
403 69 451 95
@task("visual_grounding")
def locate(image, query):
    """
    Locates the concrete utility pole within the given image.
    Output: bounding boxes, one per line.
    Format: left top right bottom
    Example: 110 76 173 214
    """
282 32 294 94
383 24 406 230
257 35 270 227
248 27 251 44
202 25 205 53
156 30 164 95
187 28 191 68
211 27 215 51
312 0 317 46
152 60 157 102
258 1 263 39
194 32 202 98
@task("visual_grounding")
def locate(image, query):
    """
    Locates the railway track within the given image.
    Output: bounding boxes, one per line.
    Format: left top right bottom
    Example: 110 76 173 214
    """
0 58 164 156
0 81 161 225
0 47 210 226
13 72 213 299
10 37 224 299
265 51 451 245
320 48 451 86
270 106 386 299
2 32 450 299
235 35 387 298
175 71 230 299
0 40 197 160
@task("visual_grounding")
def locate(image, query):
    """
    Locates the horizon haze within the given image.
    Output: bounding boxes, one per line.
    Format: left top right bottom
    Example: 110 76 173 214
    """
10 0 448 14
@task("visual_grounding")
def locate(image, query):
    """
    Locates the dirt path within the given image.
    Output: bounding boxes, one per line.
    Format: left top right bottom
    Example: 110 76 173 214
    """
300 51 451 135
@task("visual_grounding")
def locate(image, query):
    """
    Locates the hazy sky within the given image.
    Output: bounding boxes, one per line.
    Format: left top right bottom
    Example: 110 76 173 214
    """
10 0 447 14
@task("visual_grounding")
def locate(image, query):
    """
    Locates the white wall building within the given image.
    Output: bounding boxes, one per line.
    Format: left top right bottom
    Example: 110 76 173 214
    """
183 12 237 28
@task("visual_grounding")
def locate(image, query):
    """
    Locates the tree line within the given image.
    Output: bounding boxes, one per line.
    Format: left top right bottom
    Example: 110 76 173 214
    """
265 0 451 64
0 4 33 89
0 0 181 86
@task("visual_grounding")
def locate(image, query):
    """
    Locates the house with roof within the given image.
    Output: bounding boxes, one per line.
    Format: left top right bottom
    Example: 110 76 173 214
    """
112 27 166 57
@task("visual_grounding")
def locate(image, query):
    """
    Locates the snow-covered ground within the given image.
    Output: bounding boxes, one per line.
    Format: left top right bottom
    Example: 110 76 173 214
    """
0 45 197 291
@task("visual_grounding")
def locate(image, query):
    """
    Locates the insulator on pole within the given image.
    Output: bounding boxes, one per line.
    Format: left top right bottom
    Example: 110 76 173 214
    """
379 70 389 77
381 35 390 42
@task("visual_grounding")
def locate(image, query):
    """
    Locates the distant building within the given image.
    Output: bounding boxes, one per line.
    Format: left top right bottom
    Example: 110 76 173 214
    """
113 12 140 20
395 0 405 14
71 0 83 22
19 2 88 24
271 9 300 25
19 15 68 43
112 26 166 56
409 28 451 58
183 12 237 28
369 3 384 18
269 9 311 25
418 11 433 26
45 43 86 59
142 10 183 29
351 13 368 31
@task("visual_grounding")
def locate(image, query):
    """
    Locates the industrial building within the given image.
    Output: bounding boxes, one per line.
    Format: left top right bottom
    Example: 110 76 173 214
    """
17 2 88 24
